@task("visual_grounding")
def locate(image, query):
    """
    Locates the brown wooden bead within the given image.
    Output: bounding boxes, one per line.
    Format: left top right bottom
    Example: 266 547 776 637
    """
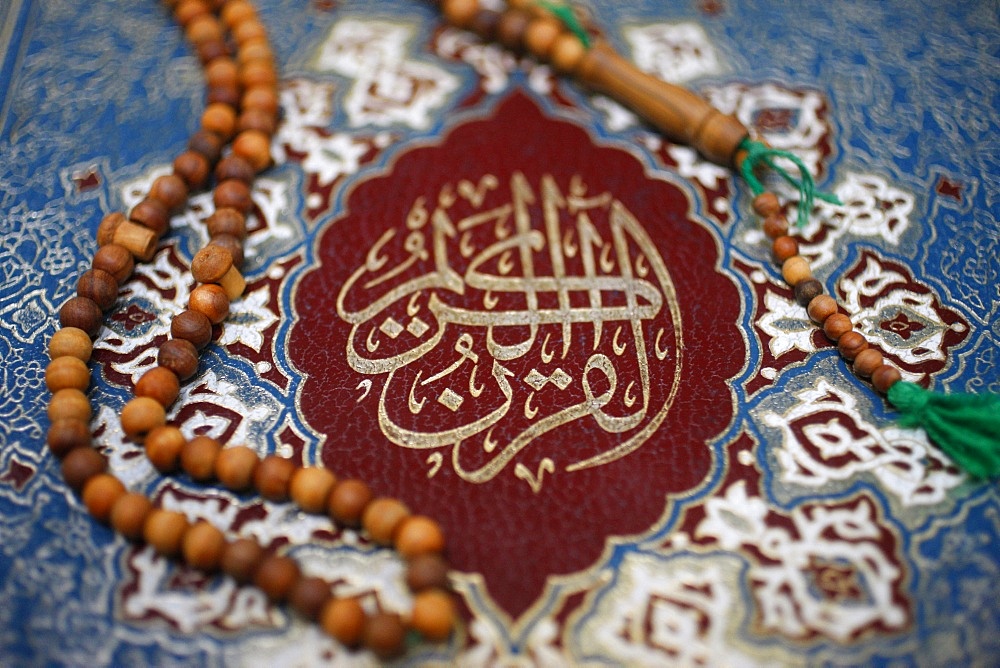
206 208 248 239
76 268 119 311
232 130 271 172
135 366 181 407
237 40 273 66
406 554 451 592
363 613 406 660
469 9 501 40
182 521 227 571
189 284 230 325
221 537 264 584
872 364 903 394
202 102 238 139
181 435 222 482
61 446 106 493
206 86 240 111
59 296 103 337
497 8 532 50
221 0 256 27
196 39 230 65
239 60 277 89
395 515 446 559
794 278 824 307
328 479 373 528
186 14 223 45
215 156 255 186
188 129 224 163
763 213 789 239
149 174 189 214
752 191 781 217
46 356 90 393
214 179 253 214
144 509 189 557
95 211 127 246
254 554 300 603
410 589 456 642
47 419 91 458
174 0 209 26
173 150 211 189
209 235 245 270
215 445 259 492
837 331 869 362
170 310 213 351
288 576 331 621
853 348 884 378
524 17 563 60
290 466 337 514
233 19 268 45
82 473 126 524
192 245 245 299
92 244 134 284
237 108 277 136
321 597 366 647
129 198 171 236
807 294 839 325
772 235 799 264
781 255 812 287
550 32 586 73
242 85 279 115
822 313 854 341
362 498 411 546
205 57 239 89
442 0 479 28
145 426 186 473
110 492 153 541
49 327 92 362
121 396 167 441
48 389 91 423
254 455 296 502
158 338 200 380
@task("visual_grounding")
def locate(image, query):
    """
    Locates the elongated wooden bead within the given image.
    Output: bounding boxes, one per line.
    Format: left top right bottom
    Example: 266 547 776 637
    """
191 245 245 299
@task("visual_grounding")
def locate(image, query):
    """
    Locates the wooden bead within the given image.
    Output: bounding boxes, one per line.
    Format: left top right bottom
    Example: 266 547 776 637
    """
239 60 277 89
237 39 272 65
173 149 211 189
242 85 279 115
752 191 781 217
254 455 296 502
550 32 586 74
410 589 456 642
822 313 854 341
110 492 153 541
48 389 91 423
288 576 331 621
254 554 300 603
201 102 238 139
872 364 903 394
233 19 268 45
188 129 224 163
469 9 501 41
158 338 200 380
192 245 245 299
47 419 91 458
221 0 256 28
328 479 373 528
363 613 406 660
209 235 245 270
149 174 189 214
442 0 479 28
524 17 563 60
49 327 92 362
395 515 446 559
205 57 238 89
232 130 271 172
406 554 451 592
46 356 90 393
76 268 119 310
82 473 126 524
182 520 227 571
807 294 839 325
121 396 167 440
853 348 884 378
237 107 277 136
215 445 259 491
763 213 789 239
794 278 824 307
215 155 255 185
189 284 230 325
129 197 170 236
781 255 812 287
144 509 189 557
186 14 223 45
321 597 366 647
214 179 253 214
206 208 248 239
174 0 209 26
362 497 411 546
61 447 106 493
135 366 181 406
837 331 869 362
145 426 186 473
92 244 134 284
221 537 264 584
772 235 799 263
59 296 103 337
290 466 337 514
196 39 230 65
181 435 222 482
207 86 240 111
171 309 214 350
497 8 532 50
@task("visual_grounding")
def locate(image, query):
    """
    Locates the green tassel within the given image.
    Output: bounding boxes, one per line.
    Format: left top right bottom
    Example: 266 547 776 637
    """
888 381 1000 479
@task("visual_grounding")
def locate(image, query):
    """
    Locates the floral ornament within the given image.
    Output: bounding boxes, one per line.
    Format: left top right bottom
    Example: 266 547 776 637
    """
624 22 723 84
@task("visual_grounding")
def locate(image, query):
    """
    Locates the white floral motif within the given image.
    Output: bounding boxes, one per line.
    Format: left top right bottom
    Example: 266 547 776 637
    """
625 22 723 84
757 289 819 358
435 28 518 94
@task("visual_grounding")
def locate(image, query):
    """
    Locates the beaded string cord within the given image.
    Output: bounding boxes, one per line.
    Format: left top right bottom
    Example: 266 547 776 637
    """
43 0 1000 662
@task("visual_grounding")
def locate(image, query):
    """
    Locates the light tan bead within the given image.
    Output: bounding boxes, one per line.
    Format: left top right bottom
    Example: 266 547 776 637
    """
232 130 271 172
120 397 166 441
254 456 296 502
442 0 479 28
144 509 189 557
48 389 91 423
110 492 153 541
145 425 186 473
215 445 259 491
781 255 812 286
182 520 227 571
97 212 158 261
321 597 366 647
807 294 839 324
289 467 337 514
201 102 237 139
46 356 90 393
550 33 586 73
524 17 563 60
82 473 127 524
327 479 373 527
410 589 456 642
853 348 884 378
49 327 93 361
361 497 411 546
221 0 256 28
395 515 446 559
181 435 222 482
233 18 268 45
191 245 245 299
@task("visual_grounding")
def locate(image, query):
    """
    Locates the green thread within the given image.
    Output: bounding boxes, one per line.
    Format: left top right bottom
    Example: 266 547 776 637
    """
536 1 590 48
888 381 1000 479
738 137 841 228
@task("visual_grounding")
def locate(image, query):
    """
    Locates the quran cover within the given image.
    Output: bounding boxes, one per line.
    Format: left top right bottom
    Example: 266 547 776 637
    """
1 0 998 665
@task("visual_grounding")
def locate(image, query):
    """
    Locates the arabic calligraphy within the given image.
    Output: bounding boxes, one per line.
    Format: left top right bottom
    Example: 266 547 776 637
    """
337 172 683 492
